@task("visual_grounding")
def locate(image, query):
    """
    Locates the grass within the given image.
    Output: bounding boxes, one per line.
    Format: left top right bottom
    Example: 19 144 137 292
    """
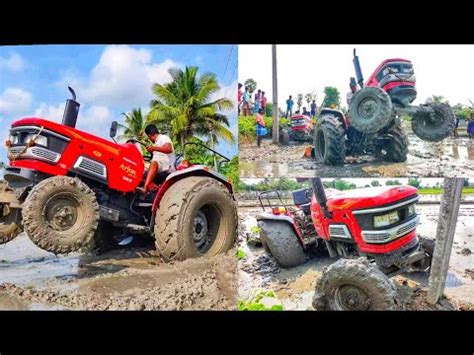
237 290 284 311
236 248 246 260
238 115 290 143
418 187 474 195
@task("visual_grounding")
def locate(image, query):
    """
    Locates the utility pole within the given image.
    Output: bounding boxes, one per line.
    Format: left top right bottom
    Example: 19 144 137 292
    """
427 177 464 305
272 44 279 143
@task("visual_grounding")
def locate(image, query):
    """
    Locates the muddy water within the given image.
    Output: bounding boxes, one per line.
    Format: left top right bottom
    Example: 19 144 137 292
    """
238 205 474 310
0 234 238 310
239 131 474 178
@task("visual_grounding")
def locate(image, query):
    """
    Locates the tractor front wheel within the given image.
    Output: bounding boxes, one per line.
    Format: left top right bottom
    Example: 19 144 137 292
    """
22 176 100 254
312 258 399 310
154 177 237 261
411 103 456 142
313 115 346 165
258 220 306 268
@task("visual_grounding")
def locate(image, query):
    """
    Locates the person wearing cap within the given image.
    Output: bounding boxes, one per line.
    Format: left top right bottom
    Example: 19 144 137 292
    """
138 124 176 194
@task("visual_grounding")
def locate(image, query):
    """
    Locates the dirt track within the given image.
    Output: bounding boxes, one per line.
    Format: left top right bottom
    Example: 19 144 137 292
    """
238 204 474 310
239 123 474 178
0 236 237 310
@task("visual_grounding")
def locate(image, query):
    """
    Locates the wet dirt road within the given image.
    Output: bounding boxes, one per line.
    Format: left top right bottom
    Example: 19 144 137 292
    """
239 126 474 178
0 236 237 310
237 204 474 310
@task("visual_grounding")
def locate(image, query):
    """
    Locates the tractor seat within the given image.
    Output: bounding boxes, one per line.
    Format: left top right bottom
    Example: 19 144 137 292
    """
153 171 170 186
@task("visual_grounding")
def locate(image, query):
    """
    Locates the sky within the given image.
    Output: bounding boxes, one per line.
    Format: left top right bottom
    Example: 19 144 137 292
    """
239 45 474 110
0 44 238 162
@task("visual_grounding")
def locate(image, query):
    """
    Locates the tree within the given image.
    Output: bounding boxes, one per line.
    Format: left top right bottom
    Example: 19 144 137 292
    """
244 78 257 94
386 180 402 186
428 95 446 104
117 108 148 142
297 94 304 111
323 86 341 108
408 177 421 188
148 66 235 152
453 103 471 121
371 180 381 187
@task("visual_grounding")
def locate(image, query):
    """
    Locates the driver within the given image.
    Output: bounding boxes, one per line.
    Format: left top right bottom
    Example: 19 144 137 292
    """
139 124 175 194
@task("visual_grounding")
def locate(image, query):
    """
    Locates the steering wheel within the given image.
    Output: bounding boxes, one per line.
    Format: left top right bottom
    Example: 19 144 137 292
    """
126 139 153 161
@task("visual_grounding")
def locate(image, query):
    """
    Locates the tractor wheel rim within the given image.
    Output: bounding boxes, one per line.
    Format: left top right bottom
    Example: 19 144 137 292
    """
334 285 370 310
358 98 378 120
193 210 209 250
44 195 79 231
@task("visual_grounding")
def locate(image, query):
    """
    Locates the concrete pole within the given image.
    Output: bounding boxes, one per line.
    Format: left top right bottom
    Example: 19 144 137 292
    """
427 177 464 305
272 44 279 144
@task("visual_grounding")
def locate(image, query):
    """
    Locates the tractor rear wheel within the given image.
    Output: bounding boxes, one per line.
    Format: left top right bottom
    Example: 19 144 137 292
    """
258 220 306 268
22 176 100 254
279 128 290 145
348 86 393 134
375 121 409 163
313 115 346 165
411 103 455 142
312 258 399 310
0 182 23 245
154 177 237 261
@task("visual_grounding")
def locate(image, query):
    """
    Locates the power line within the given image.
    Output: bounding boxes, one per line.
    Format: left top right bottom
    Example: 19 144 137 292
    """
221 45 234 83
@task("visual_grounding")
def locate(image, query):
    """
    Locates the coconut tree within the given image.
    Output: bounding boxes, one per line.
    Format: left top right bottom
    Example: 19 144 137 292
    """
117 108 147 142
244 78 257 94
148 66 235 158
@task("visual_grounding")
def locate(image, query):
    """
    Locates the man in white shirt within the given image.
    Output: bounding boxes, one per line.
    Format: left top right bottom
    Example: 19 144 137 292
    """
139 124 176 194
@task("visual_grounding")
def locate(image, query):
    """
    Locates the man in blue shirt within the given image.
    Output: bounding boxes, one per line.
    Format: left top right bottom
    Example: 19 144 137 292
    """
310 100 317 118
286 95 294 118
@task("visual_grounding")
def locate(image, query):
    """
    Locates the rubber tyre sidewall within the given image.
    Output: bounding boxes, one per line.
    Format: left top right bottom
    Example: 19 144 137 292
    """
349 87 393 134
312 258 399 310
411 103 456 142
313 116 346 166
22 176 99 254
154 177 237 261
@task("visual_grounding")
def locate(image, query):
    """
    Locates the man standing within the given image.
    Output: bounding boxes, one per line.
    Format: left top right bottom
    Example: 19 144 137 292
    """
261 91 267 114
286 95 294 118
254 89 262 114
238 83 243 115
242 86 251 116
310 99 317 118
139 124 176 194
256 108 267 148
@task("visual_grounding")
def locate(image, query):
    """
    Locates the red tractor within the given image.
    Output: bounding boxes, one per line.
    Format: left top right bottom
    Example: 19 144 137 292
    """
279 114 314 145
256 178 434 310
313 49 455 165
0 88 237 261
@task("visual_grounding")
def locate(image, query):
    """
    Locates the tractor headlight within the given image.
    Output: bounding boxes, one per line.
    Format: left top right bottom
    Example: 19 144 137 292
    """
373 211 400 227
25 134 48 147
408 204 416 216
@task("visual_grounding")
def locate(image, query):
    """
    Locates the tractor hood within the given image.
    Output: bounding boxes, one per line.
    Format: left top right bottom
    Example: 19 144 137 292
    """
318 185 418 212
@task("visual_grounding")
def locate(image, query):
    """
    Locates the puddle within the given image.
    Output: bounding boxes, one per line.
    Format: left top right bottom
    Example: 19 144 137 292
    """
445 272 463 288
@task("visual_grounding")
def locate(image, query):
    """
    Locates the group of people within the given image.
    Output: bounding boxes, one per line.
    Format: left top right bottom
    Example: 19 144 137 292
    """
284 95 317 118
238 83 268 117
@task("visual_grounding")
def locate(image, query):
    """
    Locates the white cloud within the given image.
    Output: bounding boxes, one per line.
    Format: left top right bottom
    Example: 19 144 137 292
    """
34 103 65 122
239 45 474 109
0 53 25 71
0 88 33 116
61 45 178 108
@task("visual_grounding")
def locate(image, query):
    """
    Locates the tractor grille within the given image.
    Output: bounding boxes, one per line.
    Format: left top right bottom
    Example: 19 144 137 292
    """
362 215 419 244
9 146 60 164
74 156 107 179
329 224 352 240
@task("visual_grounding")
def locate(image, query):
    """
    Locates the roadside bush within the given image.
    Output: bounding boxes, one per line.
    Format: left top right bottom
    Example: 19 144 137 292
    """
239 115 290 144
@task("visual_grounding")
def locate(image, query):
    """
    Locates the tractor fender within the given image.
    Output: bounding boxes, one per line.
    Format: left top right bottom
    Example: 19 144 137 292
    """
256 212 306 248
151 165 234 214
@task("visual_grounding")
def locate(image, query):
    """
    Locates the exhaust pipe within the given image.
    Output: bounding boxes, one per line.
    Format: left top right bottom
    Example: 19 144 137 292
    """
311 177 332 219
352 48 364 88
62 86 80 128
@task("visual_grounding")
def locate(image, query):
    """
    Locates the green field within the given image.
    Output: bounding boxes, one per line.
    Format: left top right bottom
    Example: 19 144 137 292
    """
418 187 474 195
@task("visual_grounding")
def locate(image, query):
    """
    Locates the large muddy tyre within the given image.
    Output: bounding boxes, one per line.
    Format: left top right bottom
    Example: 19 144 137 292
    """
258 220 306 268
348 87 393 134
280 128 290 145
411 236 435 272
375 121 409 163
411 103 455 142
0 182 23 244
154 177 237 262
313 115 346 165
22 176 100 254
312 258 399 310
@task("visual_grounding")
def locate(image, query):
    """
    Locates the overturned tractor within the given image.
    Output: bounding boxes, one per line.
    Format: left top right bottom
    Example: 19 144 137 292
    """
314 49 455 165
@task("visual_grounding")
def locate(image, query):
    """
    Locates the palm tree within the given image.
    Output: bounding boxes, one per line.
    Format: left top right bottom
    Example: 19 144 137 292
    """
148 66 235 153
117 108 147 142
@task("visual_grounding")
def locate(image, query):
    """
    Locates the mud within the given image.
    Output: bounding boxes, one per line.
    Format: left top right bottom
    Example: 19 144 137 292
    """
239 122 474 178
0 234 237 310
238 205 474 310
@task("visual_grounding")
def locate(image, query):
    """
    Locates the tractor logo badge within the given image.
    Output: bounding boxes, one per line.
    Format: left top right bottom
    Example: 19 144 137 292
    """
120 163 136 177
93 150 102 158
